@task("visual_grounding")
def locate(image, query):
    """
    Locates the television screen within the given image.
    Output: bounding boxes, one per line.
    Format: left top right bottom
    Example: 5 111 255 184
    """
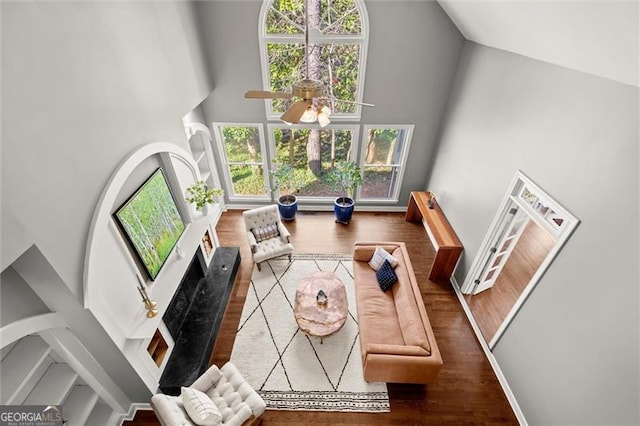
114 168 186 280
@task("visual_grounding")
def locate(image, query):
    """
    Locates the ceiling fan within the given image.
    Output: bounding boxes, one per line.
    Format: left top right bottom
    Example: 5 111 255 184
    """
244 0 374 127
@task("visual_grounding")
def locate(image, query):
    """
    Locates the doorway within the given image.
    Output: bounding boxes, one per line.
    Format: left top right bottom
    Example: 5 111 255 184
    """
461 171 579 348
464 219 557 342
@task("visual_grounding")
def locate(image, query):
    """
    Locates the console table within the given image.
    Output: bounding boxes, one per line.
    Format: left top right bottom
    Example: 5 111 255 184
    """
406 192 463 281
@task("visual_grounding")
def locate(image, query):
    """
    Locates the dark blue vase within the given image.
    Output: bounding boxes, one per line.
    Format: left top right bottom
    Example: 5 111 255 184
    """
334 197 355 224
277 195 298 221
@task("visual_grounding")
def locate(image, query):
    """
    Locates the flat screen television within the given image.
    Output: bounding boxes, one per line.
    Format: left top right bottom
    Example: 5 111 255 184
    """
114 168 186 280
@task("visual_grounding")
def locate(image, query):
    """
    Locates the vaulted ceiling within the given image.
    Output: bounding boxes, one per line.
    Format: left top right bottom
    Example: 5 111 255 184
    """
437 0 639 87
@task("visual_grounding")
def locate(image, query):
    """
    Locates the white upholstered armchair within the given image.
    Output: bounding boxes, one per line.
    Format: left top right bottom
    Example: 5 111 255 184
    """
243 205 293 271
151 362 266 426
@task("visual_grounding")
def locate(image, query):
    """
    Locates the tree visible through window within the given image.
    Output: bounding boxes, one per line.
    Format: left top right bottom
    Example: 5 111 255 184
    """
262 0 366 118
270 125 358 198
214 2 417 204
360 126 413 201
262 0 367 178
214 124 269 199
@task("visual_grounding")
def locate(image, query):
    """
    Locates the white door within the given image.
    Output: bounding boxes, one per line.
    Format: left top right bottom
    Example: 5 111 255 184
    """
472 203 528 294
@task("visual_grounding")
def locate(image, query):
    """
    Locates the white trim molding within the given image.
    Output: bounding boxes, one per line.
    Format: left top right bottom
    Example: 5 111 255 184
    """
83 141 222 392
0 312 66 347
460 170 580 348
450 276 528 425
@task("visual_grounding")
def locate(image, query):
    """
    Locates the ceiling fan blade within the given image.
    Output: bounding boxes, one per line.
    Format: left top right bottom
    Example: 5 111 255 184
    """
328 97 375 107
244 90 293 99
281 99 312 124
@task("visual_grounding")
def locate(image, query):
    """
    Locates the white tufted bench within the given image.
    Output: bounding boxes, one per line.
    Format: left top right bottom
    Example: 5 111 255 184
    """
151 362 266 426
243 204 293 271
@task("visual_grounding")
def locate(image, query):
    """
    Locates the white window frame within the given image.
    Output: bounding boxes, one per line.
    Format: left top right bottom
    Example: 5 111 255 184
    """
461 170 580 348
356 125 414 203
258 0 370 122
211 122 271 202
266 123 360 202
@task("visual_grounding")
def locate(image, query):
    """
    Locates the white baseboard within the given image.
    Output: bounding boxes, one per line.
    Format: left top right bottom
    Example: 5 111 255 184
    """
450 276 528 426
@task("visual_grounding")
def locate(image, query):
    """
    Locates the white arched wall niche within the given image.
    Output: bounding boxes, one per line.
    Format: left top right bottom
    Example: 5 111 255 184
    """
83 142 222 390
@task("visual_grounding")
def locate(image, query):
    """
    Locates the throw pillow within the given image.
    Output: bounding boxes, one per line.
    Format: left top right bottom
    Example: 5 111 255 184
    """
368 246 399 271
251 223 280 243
376 259 398 292
181 386 222 426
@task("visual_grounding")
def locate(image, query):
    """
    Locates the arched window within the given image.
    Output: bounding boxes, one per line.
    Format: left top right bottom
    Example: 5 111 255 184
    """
259 0 369 121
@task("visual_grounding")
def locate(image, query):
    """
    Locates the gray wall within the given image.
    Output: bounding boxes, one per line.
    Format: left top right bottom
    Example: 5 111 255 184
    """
428 42 639 424
1 267 49 327
1 1 213 400
194 0 464 207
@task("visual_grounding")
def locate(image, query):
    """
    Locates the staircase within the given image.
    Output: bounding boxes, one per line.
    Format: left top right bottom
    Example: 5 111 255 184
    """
1 335 119 425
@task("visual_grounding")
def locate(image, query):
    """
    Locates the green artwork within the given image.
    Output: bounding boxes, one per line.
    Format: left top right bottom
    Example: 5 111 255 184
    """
115 169 185 280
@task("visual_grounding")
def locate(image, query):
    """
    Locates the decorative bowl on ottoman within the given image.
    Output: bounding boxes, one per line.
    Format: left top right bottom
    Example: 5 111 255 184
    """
316 289 328 305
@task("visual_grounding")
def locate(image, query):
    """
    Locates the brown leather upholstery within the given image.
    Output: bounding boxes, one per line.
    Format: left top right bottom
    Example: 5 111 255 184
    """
353 242 443 384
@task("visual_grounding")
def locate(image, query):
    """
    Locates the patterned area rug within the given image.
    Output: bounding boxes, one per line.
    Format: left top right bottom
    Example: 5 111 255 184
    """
230 253 390 412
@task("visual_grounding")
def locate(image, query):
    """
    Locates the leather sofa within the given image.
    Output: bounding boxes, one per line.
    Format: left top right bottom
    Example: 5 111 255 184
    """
353 241 443 384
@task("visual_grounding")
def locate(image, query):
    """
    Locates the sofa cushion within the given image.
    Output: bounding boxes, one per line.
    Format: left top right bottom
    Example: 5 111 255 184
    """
390 248 431 354
181 386 222 426
368 246 398 271
376 260 397 292
353 260 405 347
251 223 279 243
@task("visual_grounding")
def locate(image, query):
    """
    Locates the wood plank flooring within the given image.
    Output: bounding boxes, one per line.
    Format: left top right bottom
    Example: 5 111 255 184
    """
125 211 518 426
464 219 557 342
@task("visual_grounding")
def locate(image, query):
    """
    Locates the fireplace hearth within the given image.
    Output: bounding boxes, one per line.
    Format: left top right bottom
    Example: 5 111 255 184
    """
159 246 240 395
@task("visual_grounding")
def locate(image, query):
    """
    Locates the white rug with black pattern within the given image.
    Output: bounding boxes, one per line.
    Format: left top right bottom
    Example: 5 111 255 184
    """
230 253 390 412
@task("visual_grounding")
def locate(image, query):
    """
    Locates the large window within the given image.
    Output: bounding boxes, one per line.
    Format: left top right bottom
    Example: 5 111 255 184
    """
358 126 413 202
212 124 270 200
268 125 359 199
211 1 417 207
260 0 368 120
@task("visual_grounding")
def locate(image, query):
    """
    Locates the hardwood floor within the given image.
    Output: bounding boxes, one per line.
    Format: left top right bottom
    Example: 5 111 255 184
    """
125 211 518 425
464 219 557 343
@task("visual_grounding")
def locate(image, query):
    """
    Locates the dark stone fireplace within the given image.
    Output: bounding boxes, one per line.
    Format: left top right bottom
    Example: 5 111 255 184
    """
158 246 240 395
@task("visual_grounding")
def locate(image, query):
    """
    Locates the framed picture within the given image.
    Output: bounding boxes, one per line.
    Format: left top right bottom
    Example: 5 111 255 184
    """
114 168 185 280
202 229 214 257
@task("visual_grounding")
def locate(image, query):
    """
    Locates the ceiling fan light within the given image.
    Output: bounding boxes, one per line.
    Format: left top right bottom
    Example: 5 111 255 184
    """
299 107 318 123
317 104 331 127
317 111 331 127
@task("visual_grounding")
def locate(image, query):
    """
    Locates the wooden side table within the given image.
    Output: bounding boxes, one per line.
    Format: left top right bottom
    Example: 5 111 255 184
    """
406 192 463 281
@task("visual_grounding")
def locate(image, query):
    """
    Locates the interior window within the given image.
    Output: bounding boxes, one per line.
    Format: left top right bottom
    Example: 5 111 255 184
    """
359 126 414 201
212 124 270 200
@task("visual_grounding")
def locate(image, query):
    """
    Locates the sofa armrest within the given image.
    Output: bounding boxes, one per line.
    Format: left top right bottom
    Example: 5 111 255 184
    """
354 241 402 262
365 343 430 357
191 364 222 392
246 231 258 253
363 351 443 384
277 221 290 242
